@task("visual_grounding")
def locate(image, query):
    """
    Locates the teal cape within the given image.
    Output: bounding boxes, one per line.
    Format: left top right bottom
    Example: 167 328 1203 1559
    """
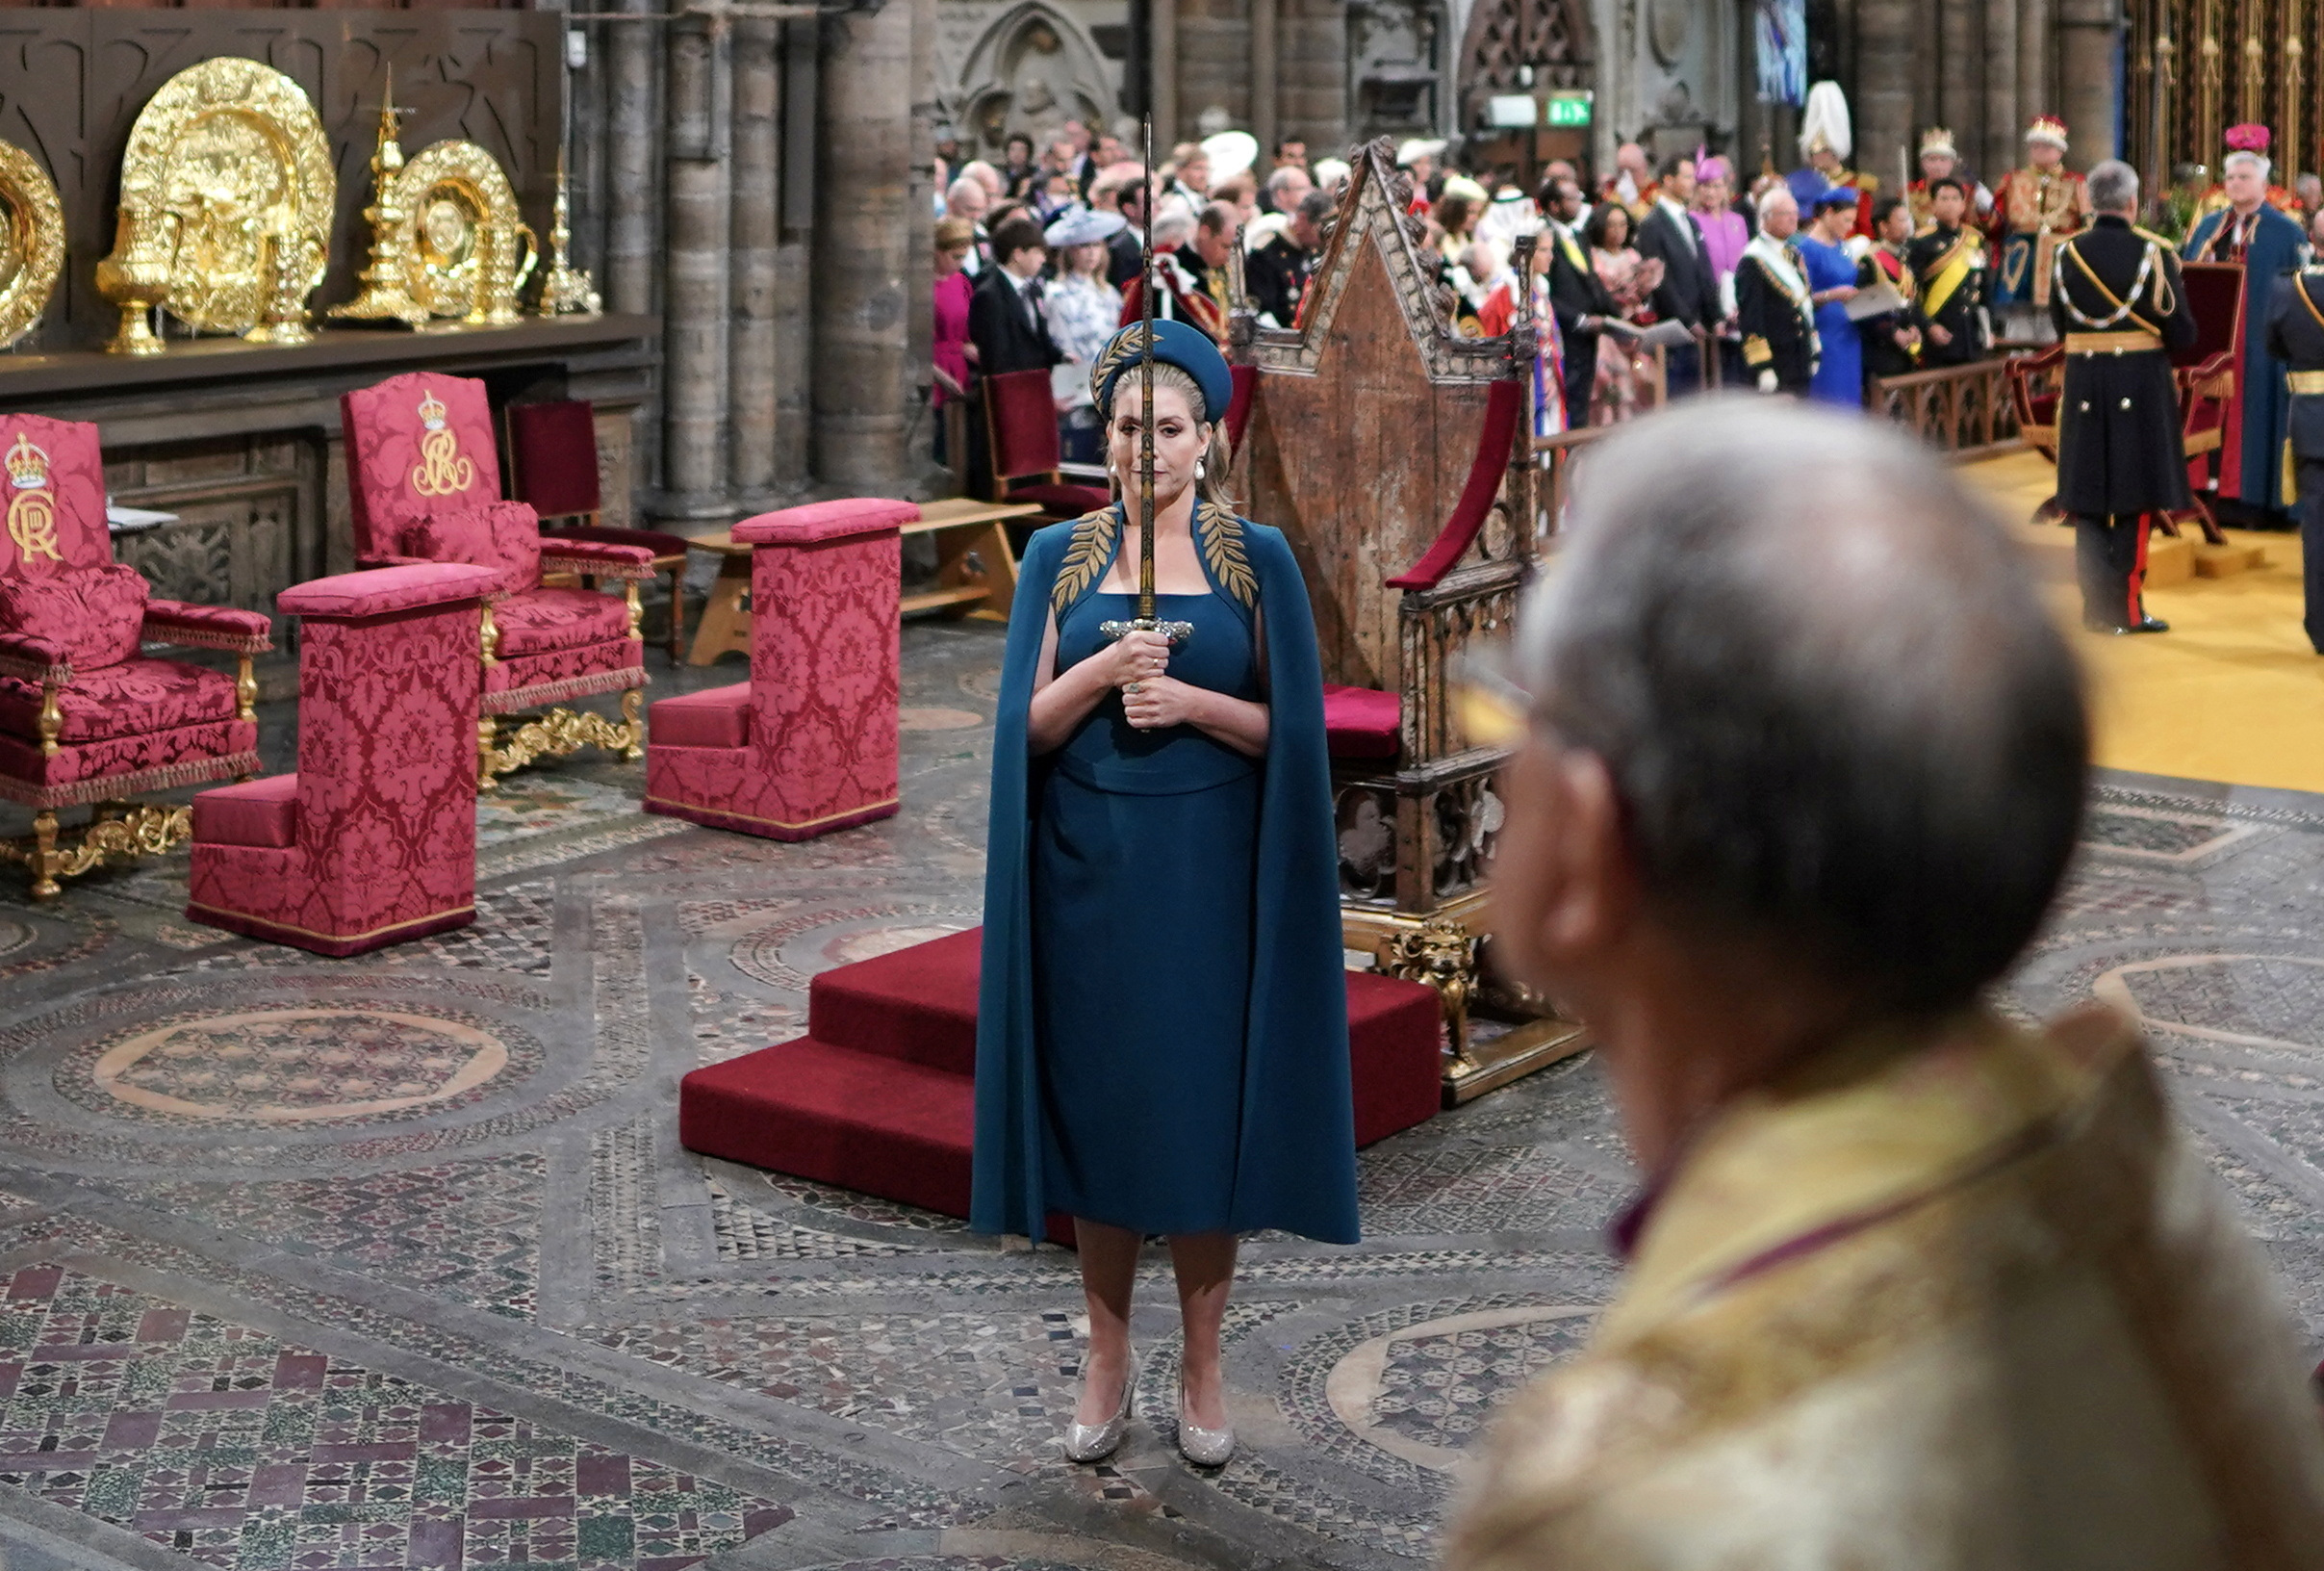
2184 203 2307 511
971 504 1361 1245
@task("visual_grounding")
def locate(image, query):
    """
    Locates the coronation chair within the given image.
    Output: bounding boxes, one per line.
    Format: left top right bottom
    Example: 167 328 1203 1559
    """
505 399 693 662
343 373 654 786
1230 140 1586 1101
187 563 499 955
645 498 914 840
0 414 272 899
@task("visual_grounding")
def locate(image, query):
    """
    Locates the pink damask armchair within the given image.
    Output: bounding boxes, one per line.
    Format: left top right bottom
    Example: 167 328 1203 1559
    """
188 563 499 955
0 413 273 899
341 373 654 786
644 499 911 839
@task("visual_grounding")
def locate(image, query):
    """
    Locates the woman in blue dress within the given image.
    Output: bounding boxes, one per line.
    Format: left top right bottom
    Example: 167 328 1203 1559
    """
1800 187 1867 405
973 321 1359 1469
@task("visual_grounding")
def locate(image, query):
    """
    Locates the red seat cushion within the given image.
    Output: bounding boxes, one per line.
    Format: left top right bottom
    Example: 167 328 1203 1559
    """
1323 683 1402 761
193 773 298 848
0 563 148 671
0 657 239 744
1005 481 1111 517
651 683 753 749
493 587 632 657
544 525 692 562
404 501 543 594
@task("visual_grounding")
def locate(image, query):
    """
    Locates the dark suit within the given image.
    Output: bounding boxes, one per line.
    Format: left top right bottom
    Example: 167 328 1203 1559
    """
1855 245 1923 382
2265 269 2324 650
1107 228 1144 290
2051 214 2199 630
1544 222 1617 421
967 268 1062 376
1635 199 1717 392
1904 224 1988 366
1734 242 1816 395
1245 234 1314 328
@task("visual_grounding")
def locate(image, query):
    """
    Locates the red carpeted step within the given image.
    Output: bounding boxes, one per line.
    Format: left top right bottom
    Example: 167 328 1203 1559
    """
680 1037 974 1219
679 926 1445 1225
806 927 982 1074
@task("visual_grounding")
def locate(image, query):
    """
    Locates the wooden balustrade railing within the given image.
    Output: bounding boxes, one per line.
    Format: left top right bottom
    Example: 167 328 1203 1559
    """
1869 356 2028 458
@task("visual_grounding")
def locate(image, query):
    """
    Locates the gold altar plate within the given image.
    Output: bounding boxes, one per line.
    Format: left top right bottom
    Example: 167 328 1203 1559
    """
96 57 335 354
393 142 538 327
0 139 63 351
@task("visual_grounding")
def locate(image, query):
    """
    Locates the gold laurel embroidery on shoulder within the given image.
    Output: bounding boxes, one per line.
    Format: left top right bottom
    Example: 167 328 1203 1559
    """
1197 501 1258 608
1051 507 1119 612
1090 324 1155 409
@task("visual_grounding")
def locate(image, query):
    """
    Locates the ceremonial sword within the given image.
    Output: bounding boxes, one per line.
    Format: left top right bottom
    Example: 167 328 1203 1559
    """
1100 115 1195 649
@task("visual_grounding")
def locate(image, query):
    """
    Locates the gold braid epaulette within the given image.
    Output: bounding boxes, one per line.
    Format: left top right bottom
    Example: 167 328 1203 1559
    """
1050 507 1118 612
2132 224 2176 248
1197 501 1257 608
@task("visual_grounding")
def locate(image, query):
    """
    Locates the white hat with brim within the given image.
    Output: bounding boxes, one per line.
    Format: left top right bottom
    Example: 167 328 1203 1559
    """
1201 130 1259 183
1044 206 1129 247
1243 211 1291 252
1397 138 1448 167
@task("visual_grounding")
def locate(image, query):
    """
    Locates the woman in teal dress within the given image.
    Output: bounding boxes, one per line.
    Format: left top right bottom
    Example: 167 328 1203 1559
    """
973 320 1359 1469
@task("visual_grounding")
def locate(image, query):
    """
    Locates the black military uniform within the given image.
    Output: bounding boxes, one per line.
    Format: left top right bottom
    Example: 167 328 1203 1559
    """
2264 266 2324 652
1245 232 1314 329
2050 212 2199 632
1903 222 1988 366
1855 244 1923 381
1545 220 1619 421
1734 238 1817 394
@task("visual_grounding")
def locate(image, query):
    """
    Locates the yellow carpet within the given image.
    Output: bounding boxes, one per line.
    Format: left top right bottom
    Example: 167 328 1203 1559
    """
1960 449 2324 794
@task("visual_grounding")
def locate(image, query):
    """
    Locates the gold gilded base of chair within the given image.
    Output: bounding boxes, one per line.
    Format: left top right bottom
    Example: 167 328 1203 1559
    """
1346 899 1592 1106
0 802 193 900
477 688 646 788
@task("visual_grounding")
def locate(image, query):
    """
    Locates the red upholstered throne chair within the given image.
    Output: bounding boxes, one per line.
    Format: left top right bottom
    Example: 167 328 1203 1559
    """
2170 261 2243 544
0 414 272 899
342 373 655 786
186 563 499 955
504 399 693 662
645 498 913 839
982 368 1111 525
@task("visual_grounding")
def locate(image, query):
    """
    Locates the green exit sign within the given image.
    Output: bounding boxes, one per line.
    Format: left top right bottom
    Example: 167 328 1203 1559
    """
1545 91 1593 128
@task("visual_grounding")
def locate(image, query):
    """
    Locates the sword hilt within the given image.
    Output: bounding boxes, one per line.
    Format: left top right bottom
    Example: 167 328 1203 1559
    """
1098 616 1194 647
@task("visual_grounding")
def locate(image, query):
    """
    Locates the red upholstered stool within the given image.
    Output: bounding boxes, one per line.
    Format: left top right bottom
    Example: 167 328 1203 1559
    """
187 563 500 956
678 928 1442 1228
645 499 914 840
1323 682 1403 762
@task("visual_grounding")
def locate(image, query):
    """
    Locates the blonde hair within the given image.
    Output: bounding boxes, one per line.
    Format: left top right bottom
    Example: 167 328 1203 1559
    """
1102 360 1236 509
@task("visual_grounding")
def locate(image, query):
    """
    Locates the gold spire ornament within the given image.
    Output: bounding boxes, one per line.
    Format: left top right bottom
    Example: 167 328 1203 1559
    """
95 57 335 354
534 155 601 317
330 72 430 328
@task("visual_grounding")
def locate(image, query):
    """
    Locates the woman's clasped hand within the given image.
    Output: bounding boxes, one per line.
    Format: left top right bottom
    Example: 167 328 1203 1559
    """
1102 627 1189 729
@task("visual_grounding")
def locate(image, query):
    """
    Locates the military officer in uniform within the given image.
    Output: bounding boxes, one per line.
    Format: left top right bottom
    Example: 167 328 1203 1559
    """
1735 187 1818 395
2263 208 2324 653
2050 160 2199 633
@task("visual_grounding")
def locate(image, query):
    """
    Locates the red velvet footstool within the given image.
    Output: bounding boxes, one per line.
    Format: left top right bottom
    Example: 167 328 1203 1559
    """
645 499 915 840
187 563 500 956
679 928 1443 1226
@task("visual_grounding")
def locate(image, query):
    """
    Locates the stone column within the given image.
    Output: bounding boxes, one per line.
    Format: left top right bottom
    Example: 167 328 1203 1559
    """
812 1 912 492
731 17 781 508
2019 0 2053 135
606 0 659 316
1154 0 1180 142
1279 0 1346 152
907 0 936 474
1251 0 1279 161
662 13 732 519
2057 0 2121 164
774 20 817 494
1984 0 2021 186
1854 0 1916 196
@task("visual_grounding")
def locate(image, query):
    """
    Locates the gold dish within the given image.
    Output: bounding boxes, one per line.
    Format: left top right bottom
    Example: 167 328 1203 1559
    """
387 141 537 327
0 138 64 350
96 57 334 353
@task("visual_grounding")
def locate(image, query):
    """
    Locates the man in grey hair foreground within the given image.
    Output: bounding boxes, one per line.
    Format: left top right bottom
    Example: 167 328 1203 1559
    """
1445 400 2324 1569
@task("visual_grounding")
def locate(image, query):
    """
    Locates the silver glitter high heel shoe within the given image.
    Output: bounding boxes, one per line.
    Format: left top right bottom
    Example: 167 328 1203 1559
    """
1176 1375 1235 1467
1062 1348 1137 1463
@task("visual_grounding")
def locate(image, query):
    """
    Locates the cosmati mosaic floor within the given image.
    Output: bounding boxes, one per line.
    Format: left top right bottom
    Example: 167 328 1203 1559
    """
1 624 2322 1569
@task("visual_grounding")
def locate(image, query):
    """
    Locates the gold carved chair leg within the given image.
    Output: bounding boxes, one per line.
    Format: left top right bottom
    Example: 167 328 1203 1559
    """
28 810 60 900
4 803 195 900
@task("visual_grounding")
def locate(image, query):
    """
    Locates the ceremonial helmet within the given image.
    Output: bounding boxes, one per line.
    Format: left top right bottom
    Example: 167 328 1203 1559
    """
1800 81 1853 161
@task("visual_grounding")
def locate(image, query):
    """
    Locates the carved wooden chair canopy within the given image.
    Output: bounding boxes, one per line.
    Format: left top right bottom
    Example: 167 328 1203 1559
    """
1230 139 1559 1093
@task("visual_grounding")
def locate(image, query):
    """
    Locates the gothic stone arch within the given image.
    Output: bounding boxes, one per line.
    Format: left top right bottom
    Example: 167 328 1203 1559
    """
954 2 1113 159
1457 0 1596 131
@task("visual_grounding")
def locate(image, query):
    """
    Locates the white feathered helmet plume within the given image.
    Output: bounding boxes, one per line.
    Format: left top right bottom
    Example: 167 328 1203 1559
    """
1800 80 1853 162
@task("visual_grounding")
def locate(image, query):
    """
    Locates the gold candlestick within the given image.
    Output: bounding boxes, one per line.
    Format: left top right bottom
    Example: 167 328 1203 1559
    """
534 155 600 317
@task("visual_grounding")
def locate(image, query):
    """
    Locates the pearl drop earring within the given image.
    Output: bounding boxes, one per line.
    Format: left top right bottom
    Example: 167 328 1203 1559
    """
1196 459 1207 481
